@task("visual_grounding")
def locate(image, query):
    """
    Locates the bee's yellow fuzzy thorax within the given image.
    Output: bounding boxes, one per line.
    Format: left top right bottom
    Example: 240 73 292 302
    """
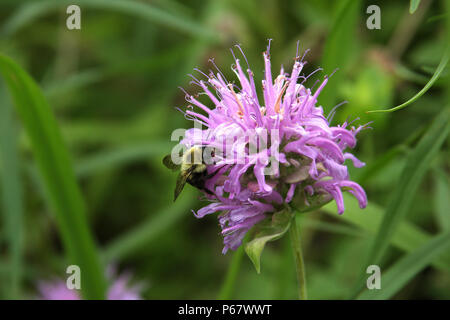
181 147 204 171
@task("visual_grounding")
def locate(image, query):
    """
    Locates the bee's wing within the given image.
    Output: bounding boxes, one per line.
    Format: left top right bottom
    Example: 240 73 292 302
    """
162 154 180 171
174 166 198 201
174 173 189 201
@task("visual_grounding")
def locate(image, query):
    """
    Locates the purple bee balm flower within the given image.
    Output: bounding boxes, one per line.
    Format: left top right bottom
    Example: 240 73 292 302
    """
37 268 142 300
177 42 368 253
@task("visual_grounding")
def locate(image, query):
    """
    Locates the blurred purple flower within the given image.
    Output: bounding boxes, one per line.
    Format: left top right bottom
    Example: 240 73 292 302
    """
38 268 142 300
178 42 369 253
38 281 80 300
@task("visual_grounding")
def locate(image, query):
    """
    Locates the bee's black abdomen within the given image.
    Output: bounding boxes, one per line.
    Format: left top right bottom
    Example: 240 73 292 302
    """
187 171 207 188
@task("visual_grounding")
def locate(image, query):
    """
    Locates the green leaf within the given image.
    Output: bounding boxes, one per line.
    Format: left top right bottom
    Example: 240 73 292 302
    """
0 54 107 299
245 210 292 274
409 0 421 14
368 47 449 113
0 82 24 299
358 232 450 300
2 0 217 41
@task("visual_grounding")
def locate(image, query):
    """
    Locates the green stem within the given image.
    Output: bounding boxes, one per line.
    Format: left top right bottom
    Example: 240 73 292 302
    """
217 244 245 299
289 215 307 300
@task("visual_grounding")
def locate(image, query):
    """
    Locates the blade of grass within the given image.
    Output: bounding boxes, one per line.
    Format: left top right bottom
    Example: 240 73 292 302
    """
433 169 450 231
388 0 432 60
358 232 450 300
367 47 449 113
0 54 106 299
80 27 212 275
356 123 426 183
319 0 361 110
2 0 217 41
410 0 421 14
426 13 448 24
0 82 24 299
447 0 450 100
25 141 173 221
302 218 365 238
366 108 449 265
395 63 447 86
44 46 189 102
102 190 196 261
322 195 450 271
75 141 172 177
356 145 408 184
350 108 450 297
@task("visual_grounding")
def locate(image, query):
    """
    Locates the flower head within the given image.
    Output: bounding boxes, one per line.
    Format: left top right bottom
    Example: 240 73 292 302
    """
175 42 368 253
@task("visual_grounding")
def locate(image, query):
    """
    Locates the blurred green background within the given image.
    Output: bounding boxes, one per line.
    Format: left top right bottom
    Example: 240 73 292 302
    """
0 0 449 299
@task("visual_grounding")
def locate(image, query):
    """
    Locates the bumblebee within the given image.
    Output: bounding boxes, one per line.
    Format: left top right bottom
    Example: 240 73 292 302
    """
163 146 215 201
